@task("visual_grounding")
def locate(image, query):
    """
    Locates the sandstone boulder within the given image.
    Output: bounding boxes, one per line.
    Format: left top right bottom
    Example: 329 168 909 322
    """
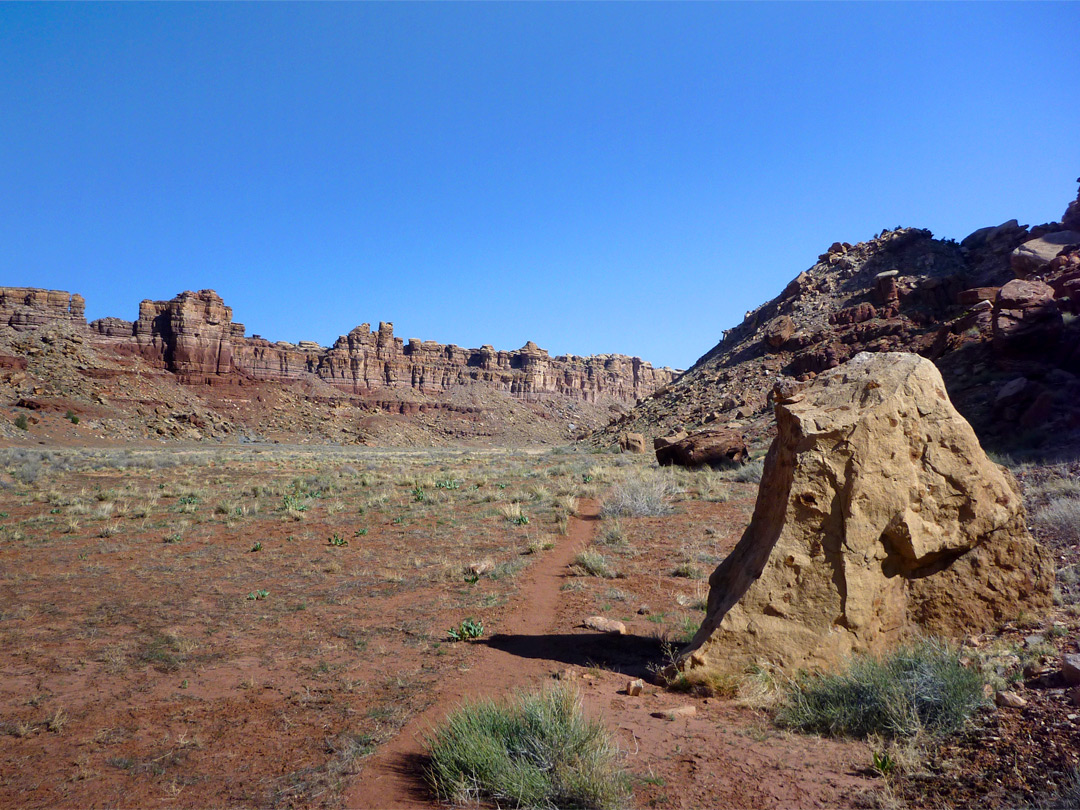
653 431 689 451
1010 231 1080 277
675 352 1053 677
655 428 748 469
763 316 795 351
619 432 648 453
992 279 1062 350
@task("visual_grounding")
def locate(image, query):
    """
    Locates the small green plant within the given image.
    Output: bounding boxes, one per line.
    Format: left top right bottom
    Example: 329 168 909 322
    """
353 528 368 537
250 542 263 552
872 750 896 777
178 494 200 505
281 493 308 512
436 479 460 490
65 410 79 425
13 414 28 431
582 473 594 483
425 684 628 809
446 618 484 641
163 533 182 544
246 589 270 601
412 486 427 502
327 533 348 547
513 513 530 526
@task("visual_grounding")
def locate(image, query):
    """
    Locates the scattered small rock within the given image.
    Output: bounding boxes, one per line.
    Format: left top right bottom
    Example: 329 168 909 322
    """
467 561 491 577
995 690 1028 709
626 679 644 696
651 705 696 720
1023 662 1047 679
1069 687 1080 708
1062 653 1080 685
584 616 626 635
637 605 651 616
1024 634 1045 648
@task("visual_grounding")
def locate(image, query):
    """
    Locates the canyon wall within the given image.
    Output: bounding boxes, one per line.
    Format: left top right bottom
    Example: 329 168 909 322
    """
5 287 675 404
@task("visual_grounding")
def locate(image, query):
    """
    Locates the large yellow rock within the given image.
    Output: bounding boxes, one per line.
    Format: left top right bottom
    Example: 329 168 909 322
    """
680 352 1053 676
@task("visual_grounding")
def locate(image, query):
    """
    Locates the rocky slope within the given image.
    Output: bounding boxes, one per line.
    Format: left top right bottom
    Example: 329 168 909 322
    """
603 180 1080 457
0 288 676 446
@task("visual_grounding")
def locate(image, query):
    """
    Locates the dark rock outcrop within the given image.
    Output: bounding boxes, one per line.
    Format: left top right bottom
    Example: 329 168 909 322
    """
654 428 748 469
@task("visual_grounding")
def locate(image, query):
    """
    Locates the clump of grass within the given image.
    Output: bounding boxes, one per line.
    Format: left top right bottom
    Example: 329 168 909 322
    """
776 638 986 739
599 474 674 518
1033 497 1080 545
671 562 702 579
425 684 629 810
571 551 618 579
720 457 764 484
555 494 579 516
667 668 740 698
597 521 626 547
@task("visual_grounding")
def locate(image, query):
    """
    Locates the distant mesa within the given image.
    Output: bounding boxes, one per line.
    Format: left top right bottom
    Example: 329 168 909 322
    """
0 287 676 405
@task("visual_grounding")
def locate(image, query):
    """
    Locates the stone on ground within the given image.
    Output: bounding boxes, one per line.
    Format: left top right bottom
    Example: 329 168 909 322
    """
583 616 626 635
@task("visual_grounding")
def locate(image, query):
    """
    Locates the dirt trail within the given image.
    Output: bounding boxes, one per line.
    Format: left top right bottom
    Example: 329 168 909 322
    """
346 497 877 810
347 500 603 809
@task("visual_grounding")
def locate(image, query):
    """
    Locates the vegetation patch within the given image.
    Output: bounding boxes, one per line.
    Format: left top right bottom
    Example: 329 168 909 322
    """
425 684 629 809
599 474 674 518
776 638 986 739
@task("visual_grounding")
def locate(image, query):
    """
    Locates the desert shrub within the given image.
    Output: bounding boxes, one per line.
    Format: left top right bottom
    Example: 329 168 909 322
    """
1033 497 1080 545
12 461 41 485
599 474 674 518
425 684 628 810
13 414 28 431
776 638 986 739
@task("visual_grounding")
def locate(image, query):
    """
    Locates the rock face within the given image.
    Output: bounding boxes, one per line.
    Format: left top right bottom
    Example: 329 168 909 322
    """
0 288 84 332
1011 231 1080 277
619 432 648 453
0 287 675 405
992 279 1062 351
654 428 748 469
1061 178 1080 231
677 352 1053 676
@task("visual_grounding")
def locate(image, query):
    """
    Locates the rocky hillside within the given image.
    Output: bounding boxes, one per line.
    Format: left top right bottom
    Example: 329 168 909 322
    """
0 288 676 446
603 180 1080 456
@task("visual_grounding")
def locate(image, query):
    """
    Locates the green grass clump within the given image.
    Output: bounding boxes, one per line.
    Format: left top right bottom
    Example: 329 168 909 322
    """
425 684 628 809
776 638 986 739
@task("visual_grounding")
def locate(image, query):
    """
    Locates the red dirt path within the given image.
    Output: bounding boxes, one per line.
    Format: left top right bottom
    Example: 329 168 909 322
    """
349 500 877 810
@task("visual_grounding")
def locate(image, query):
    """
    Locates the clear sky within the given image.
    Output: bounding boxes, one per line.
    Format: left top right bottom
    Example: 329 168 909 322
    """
2 3 1078 370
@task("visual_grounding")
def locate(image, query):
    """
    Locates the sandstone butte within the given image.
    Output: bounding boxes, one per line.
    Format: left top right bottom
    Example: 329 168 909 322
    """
676 351 1054 677
0 287 676 405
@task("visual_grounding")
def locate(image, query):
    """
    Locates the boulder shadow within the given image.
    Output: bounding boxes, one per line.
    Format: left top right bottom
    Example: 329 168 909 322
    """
483 631 670 679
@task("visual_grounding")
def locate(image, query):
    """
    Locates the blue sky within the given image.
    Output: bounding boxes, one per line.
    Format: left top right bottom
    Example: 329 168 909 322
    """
2 3 1078 370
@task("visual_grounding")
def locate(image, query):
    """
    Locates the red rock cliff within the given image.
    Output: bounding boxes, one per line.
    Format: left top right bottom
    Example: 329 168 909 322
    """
3 287 675 404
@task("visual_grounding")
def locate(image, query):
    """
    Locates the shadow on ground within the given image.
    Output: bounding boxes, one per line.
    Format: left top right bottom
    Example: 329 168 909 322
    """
483 631 671 679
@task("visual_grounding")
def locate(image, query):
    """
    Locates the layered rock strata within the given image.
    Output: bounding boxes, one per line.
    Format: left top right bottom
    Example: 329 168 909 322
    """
4 287 675 404
676 352 1053 676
